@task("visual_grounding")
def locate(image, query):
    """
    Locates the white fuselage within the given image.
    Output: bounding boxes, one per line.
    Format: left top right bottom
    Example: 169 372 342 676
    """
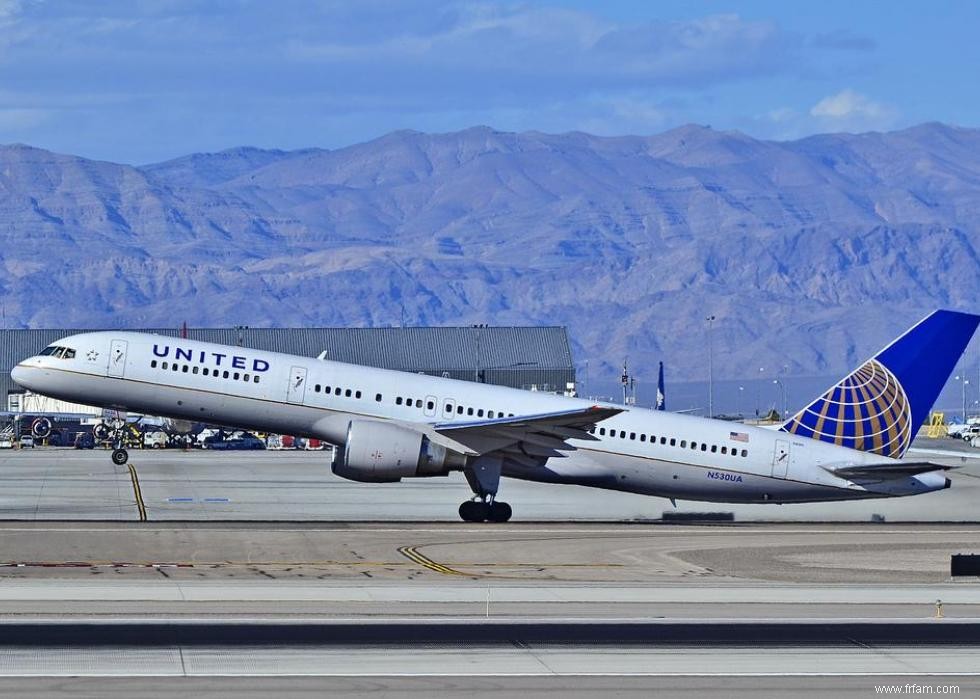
11 331 948 504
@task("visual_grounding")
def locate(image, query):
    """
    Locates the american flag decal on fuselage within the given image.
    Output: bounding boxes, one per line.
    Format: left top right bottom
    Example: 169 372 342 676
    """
780 358 912 459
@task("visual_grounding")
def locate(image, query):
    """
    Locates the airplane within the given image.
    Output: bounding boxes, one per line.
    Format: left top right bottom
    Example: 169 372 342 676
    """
10 310 979 522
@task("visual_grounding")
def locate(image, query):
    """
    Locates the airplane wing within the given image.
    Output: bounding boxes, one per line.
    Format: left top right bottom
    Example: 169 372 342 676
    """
433 405 623 464
823 461 956 480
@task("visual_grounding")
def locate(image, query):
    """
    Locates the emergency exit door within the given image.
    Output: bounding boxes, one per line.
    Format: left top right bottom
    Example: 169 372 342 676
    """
772 439 790 479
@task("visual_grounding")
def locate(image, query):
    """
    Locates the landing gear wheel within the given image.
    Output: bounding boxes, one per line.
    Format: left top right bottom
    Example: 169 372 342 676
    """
458 500 490 522
111 449 129 466
487 501 512 523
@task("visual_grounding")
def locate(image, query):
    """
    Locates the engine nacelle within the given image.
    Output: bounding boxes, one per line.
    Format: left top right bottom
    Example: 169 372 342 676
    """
332 420 464 483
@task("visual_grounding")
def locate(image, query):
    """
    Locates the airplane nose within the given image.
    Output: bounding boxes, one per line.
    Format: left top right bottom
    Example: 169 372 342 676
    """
10 363 35 390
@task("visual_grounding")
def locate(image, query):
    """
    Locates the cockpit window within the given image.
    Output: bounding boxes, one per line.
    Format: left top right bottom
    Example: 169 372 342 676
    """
39 345 76 359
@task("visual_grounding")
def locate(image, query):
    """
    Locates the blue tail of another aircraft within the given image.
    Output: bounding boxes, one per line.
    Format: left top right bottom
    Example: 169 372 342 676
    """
780 310 980 459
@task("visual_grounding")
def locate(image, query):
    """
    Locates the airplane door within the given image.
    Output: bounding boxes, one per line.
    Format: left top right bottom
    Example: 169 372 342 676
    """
286 366 308 404
108 340 128 378
772 439 790 479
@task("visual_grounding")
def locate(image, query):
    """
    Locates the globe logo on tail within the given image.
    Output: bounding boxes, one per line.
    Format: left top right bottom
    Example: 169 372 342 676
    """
782 358 912 459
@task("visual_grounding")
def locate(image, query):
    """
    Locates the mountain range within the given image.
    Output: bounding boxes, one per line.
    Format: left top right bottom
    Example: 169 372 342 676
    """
2 122 979 387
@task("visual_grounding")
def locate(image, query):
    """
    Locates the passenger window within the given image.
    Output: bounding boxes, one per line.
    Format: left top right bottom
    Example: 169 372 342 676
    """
151 360 157 368
254 376 260 383
325 386 331 394
660 437 666 445
233 372 240 381
701 444 707 451
182 365 189 373
488 410 495 419
691 442 697 450
355 391 361 399
444 404 453 414
335 388 341 396
741 449 748 457
457 405 464 414
345 389 352 397
508 413 514 417
589 427 596 434
477 409 485 417
669 438 676 446
630 432 635 440
315 384 321 393
223 370 229 379
427 400 434 410
376 393 383 402
680 440 686 448
710 445 717 453
396 397 403 405
203 367 210 376
172 364 179 372
619 430 626 439
599 428 606 435
640 434 646 442
193 367 199 375
467 407 474 416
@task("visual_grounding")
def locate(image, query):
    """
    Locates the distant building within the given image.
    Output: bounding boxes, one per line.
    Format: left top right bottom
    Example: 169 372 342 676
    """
1 326 576 407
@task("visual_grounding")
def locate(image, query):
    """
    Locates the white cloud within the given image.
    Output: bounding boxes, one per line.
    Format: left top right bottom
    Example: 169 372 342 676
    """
810 89 888 120
808 89 897 132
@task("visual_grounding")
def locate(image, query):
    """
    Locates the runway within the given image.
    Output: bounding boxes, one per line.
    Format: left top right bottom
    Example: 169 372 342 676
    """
0 449 977 694
0 441 978 522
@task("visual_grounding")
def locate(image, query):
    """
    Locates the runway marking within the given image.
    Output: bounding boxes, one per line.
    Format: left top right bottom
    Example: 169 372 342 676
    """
398 547 470 577
126 464 147 522
0 560 409 569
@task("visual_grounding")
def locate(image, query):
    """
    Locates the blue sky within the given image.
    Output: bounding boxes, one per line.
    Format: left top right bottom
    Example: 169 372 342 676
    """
0 0 977 163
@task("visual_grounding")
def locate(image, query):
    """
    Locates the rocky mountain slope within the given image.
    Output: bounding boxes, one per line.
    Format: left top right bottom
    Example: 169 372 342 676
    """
2 123 978 385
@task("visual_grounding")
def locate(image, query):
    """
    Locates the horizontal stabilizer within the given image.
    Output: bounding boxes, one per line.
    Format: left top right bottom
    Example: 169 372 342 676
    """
823 461 955 480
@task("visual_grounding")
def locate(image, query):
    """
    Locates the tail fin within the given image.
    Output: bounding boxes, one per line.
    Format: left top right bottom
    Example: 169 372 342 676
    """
780 310 980 459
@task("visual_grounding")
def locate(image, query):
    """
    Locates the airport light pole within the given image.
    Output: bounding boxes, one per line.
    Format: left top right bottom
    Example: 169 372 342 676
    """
773 379 787 420
736 385 744 418
756 367 764 417
706 315 716 418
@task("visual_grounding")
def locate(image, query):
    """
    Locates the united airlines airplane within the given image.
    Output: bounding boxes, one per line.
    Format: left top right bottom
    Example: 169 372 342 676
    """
10 310 979 522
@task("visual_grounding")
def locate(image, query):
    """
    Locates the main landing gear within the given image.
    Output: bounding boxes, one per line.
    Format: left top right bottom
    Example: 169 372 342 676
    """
459 455 512 523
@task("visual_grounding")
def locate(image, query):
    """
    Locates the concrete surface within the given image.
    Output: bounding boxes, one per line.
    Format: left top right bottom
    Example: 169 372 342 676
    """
0 441 978 522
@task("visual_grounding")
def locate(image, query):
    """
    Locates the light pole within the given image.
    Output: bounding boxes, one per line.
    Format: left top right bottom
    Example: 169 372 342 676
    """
706 315 716 418
736 385 744 418
773 379 787 420
756 367 764 417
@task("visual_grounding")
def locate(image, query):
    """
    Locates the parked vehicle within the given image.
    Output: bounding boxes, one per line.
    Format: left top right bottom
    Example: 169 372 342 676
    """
0 438 12 449
19 436 34 449
961 425 980 442
143 431 169 449
74 433 95 449
207 435 265 450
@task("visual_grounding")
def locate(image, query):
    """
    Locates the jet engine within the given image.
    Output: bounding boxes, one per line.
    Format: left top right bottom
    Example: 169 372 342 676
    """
332 420 465 483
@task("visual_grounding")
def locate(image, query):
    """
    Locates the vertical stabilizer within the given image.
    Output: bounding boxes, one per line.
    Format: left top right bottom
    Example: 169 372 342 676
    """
780 310 980 459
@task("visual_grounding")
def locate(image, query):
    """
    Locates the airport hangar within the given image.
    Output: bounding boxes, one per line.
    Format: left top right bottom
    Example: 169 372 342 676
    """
0 325 577 410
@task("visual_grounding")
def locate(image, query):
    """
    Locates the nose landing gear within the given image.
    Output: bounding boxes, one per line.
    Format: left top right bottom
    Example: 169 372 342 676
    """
459 455 512 522
94 418 130 465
